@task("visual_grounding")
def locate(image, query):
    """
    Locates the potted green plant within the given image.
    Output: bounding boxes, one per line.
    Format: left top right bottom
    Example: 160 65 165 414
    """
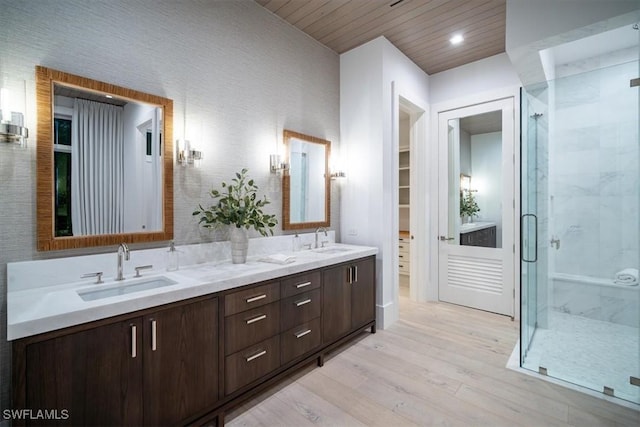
193 168 278 263
460 190 480 223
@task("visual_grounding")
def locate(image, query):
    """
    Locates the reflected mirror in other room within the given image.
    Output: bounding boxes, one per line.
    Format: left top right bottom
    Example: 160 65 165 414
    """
447 110 503 248
282 130 330 230
36 66 173 251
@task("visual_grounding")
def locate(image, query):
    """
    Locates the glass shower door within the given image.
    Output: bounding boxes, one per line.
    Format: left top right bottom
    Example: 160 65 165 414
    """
521 58 640 404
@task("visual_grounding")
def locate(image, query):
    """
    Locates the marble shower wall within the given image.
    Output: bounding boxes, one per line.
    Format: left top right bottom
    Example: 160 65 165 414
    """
551 60 639 280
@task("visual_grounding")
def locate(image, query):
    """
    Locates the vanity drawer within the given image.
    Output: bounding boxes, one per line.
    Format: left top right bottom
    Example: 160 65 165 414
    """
281 318 321 365
225 302 280 355
280 289 321 331
225 335 280 395
280 271 321 298
225 281 280 316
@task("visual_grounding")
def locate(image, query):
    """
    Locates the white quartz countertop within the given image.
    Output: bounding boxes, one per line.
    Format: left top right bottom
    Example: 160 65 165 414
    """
459 222 496 234
8 244 377 341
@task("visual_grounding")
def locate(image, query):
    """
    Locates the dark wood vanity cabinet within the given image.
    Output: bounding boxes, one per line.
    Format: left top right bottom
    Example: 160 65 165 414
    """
23 318 144 426
14 296 219 427
323 257 376 343
143 297 219 426
13 256 376 427
460 225 496 248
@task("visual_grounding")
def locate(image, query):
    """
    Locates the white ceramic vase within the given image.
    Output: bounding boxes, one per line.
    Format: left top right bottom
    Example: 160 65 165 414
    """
229 226 249 264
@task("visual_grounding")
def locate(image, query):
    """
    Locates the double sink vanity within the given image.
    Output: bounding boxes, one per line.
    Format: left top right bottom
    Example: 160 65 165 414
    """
8 239 377 426
8 66 377 426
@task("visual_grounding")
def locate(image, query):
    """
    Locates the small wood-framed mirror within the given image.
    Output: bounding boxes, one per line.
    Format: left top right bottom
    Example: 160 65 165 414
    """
36 66 173 251
282 130 330 230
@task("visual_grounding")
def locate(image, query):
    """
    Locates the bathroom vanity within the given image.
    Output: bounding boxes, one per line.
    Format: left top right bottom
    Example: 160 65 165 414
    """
9 244 376 426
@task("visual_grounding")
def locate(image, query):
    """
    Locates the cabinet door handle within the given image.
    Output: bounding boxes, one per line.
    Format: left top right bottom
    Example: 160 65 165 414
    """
295 281 312 289
295 298 312 307
346 267 352 284
246 349 267 362
353 265 358 283
246 294 267 303
246 314 267 324
130 324 137 358
151 319 157 351
399 254 404 258
295 329 312 339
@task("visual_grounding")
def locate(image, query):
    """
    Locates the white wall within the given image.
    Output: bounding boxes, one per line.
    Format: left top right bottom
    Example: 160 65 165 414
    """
0 0 339 415
429 53 521 105
341 36 429 328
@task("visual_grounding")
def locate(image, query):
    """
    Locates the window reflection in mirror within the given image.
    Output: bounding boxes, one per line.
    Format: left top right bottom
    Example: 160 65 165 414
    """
282 130 330 230
52 84 164 237
448 110 502 248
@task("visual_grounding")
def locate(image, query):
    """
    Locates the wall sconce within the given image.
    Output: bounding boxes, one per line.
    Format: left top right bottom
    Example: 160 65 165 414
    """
177 139 202 166
330 170 346 180
0 81 29 147
460 174 471 193
270 154 288 174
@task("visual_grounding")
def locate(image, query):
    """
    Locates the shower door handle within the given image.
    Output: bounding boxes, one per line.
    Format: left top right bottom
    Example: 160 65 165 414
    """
521 214 538 263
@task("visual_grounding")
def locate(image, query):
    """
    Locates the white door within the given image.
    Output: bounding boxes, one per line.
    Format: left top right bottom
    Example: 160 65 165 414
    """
437 98 515 317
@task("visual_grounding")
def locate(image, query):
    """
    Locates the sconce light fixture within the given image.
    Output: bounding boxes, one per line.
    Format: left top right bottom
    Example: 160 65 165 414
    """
177 139 202 166
0 83 29 146
270 154 288 174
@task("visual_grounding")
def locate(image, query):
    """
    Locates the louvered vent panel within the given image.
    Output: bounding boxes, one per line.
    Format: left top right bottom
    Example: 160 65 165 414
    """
448 255 502 295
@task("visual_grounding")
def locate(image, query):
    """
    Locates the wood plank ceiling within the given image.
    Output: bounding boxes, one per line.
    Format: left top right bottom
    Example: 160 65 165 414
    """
255 0 506 75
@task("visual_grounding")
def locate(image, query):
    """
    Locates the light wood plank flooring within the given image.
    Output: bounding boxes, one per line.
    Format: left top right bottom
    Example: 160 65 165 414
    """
227 297 640 426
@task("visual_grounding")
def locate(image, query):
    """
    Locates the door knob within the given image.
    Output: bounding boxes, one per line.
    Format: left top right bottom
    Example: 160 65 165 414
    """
439 236 454 241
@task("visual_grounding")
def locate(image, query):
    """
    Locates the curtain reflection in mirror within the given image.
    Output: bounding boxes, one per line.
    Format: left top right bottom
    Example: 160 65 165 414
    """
290 151 308 222
72 98 125 235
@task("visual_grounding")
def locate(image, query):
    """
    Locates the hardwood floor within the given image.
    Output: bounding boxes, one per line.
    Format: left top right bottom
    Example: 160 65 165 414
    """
227 297 640 426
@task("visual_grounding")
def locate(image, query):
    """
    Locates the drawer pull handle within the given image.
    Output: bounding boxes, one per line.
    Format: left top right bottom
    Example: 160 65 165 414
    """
295 298 312 307
246 349 267 362
131 325 137 358
296 281 312 289
295 329 312 339
246 294 267 303
246 314 267 324
151 319 157 351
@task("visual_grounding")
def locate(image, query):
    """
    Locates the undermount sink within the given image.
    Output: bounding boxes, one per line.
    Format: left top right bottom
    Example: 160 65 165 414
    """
312 247 351 255
78 276 178 301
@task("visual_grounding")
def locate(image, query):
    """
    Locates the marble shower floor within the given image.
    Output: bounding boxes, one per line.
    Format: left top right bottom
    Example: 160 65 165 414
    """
522 311 639 404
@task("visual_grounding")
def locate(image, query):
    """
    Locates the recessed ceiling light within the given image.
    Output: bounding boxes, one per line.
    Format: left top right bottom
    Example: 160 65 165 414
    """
105 95 113 99
450 34 464 45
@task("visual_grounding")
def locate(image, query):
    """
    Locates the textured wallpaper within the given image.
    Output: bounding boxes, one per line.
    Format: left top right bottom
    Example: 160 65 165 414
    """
0 0 340 416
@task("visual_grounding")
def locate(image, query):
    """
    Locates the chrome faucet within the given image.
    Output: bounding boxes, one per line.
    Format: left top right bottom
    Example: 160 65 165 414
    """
116 243 130 281
315 227 328 248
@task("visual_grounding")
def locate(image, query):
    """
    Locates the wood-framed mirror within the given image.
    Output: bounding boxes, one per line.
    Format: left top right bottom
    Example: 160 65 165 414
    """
36 66 173 251
282 129 330 230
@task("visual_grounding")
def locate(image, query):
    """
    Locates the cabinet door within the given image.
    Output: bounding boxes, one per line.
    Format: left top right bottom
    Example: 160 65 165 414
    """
351 257 376 329
322 264 351 343
143 297 218 426
25 319 143 426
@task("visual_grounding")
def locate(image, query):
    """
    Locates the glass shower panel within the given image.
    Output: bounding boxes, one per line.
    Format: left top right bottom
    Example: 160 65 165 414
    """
521 59 639 404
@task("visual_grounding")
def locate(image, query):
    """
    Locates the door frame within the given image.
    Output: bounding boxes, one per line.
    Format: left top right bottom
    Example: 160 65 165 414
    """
391 81 429 318
428 86 521 320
